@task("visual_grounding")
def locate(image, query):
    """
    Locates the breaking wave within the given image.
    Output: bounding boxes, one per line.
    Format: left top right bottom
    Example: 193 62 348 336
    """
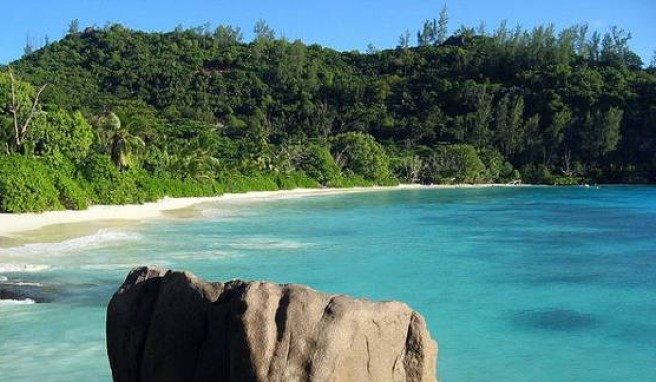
226 237 312 251
1 281 43 287
201 208 254 219
0 298 36 306
0 229 141 257
0 264 53 273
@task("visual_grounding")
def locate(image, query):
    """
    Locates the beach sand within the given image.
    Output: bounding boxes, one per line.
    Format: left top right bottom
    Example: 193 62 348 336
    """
0 184 511 245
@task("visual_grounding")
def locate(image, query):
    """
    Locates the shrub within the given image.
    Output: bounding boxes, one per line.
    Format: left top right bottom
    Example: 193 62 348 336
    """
327 175 375 188
275 172 320 190
222 173 279 193
421 144 485 184
390 155 423 184
520 164 553 184
294 144 340 185
137 176 222 198
29 109 93 164
53 172 90 210
78 154 143 205
0 155 62 213
478 148 517 183
549 176 586 185
40 154 91 210
331 132 393 183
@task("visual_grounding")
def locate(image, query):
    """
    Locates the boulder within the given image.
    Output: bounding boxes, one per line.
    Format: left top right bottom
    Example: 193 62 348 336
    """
0 288 30 301
0 287 51 303
107 266 438 382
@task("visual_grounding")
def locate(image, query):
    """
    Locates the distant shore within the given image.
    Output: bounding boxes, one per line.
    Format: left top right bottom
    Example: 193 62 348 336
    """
0 183 515 243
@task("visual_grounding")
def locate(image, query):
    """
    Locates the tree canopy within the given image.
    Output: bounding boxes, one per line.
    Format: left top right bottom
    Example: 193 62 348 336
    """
1 15 655 212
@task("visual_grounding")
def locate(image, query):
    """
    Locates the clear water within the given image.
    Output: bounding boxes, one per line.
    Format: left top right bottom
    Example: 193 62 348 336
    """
1 186 655 381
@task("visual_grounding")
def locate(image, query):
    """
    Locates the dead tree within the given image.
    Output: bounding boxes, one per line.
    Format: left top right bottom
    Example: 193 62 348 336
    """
7 70 47 152
333 145 351 170
561 150 575 177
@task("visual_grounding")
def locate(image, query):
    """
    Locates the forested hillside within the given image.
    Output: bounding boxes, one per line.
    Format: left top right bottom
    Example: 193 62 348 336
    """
1 18 655 212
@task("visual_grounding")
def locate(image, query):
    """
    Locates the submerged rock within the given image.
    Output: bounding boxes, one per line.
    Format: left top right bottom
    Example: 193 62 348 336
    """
0 288 30 301
0 287 50 303
107 266 438 382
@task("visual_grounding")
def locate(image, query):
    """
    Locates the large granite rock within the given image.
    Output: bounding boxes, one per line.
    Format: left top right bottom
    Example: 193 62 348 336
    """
107 267 438 382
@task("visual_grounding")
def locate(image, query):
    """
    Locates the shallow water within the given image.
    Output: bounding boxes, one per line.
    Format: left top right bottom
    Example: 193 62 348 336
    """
1 186 655 381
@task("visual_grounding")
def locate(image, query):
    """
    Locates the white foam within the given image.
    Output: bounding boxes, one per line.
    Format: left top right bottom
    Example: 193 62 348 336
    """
0 229 141 257
201 208 253 219
227 237 312 251
170 250 239 261
0 264 52 273
0 298 35 305
2 281 43 287
78 262 163 271
0 276 7 282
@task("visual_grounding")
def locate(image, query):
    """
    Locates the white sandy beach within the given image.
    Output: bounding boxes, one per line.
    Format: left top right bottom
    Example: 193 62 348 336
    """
0 183 511 238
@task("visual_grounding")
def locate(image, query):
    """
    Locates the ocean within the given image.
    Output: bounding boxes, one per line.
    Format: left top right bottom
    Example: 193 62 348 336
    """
1 186 655 381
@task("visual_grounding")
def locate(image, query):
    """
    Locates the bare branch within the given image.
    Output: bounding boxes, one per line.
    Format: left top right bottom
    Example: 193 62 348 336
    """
18 83 47 140
6 69 46 150
9 70 20 147
561 150 576 177
334 145 350 169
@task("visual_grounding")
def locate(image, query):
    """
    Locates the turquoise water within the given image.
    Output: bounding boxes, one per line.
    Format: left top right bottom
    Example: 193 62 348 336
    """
1 186 655 381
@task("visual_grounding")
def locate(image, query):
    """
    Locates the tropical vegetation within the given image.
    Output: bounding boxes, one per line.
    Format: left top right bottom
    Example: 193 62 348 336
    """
1 11 655 212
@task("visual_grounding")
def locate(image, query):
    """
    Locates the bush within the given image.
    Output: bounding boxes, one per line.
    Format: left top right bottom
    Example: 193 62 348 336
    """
39 154 92 210
222 173 279 193
78 154 144 205
421 144 485 184
0 156 63 213
478 149 517 183
520 164 553 184
327 175 375 188
275 172 320 190
295 144 340 185
137 176 222 198
331 132 393 183
549 176 586 185
377 176 400 186
390 155 423 184
53 172 90 210
29 109 93 164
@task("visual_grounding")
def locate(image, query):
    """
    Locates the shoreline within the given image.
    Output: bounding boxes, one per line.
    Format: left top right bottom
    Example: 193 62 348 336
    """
0 183 513 244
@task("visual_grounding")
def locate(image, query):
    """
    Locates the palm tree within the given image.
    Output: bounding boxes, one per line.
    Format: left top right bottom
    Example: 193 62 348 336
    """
186 149 221 181
98 112 145 170
166 146 220 181
110 129 145 170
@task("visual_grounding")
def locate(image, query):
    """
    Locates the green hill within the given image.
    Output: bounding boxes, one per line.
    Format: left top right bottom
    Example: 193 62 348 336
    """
1 21 655 212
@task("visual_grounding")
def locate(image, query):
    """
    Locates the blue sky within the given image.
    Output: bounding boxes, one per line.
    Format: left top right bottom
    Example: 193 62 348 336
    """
2 0 654 64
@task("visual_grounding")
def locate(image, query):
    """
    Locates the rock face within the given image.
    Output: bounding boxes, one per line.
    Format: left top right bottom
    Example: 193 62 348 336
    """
107 267 438 382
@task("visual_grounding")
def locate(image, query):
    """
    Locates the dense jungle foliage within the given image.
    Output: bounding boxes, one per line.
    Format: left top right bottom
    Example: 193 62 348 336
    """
1 15 655 212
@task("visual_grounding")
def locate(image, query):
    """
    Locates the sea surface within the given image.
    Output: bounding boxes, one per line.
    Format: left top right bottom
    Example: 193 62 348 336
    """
1 186 655 381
